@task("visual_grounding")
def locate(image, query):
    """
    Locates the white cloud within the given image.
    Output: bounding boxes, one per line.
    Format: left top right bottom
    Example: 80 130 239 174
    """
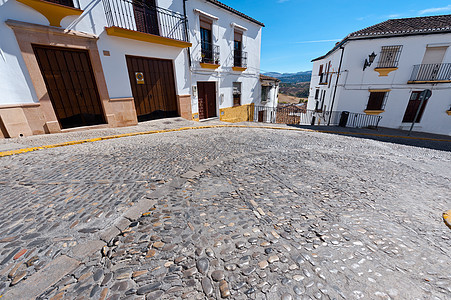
419 5 451 15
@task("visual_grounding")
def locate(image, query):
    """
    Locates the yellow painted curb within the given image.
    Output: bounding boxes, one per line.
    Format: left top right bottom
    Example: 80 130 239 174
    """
443 210 451 230
0 124 449 158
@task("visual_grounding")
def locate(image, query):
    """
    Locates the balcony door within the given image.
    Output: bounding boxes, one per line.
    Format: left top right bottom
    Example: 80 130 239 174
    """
200 17 213 63
234 31 242 67
421 46 447 80
133 0 159 35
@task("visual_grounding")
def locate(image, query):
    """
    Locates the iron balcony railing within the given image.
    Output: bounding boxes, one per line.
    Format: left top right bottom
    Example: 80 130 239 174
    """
409 63 451 82
234 50 247 68
45 0 79 8
339 111 382 128
102 0 189 42
201 42 220 64
252 106 381 128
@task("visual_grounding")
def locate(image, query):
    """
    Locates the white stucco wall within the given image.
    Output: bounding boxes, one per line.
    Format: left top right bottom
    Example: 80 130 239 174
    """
1 0 263 120
185 0 262 115
0 0 190 104
308 34 451 135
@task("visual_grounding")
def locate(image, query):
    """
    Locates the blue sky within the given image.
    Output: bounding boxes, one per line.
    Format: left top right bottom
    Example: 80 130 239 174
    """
223 0 451 73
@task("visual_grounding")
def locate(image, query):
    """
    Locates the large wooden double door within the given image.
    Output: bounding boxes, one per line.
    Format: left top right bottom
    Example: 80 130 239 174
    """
197 82 216 120
126 55 178 122
33 45 105 129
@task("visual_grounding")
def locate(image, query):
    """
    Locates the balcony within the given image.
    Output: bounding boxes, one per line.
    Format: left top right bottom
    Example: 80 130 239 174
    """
16 0 83 27
408 63 451 83
45 0 78 7
233 50 247 71
200 42 220 69
103 0 191 48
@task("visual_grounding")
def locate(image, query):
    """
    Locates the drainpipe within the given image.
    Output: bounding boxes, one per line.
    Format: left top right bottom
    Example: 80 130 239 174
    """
183 0 191 67
327 45 345 126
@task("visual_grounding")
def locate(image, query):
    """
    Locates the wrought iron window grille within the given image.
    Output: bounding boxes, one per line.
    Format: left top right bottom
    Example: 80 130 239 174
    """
234 50 247 68
200 42 220 64
377 45 402 68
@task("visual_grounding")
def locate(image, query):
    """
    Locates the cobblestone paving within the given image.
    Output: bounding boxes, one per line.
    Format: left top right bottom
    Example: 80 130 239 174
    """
0 123 450 299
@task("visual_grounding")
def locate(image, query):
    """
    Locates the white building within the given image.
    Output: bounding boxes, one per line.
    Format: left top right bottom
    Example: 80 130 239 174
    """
0 0 263 138
307 14 451 135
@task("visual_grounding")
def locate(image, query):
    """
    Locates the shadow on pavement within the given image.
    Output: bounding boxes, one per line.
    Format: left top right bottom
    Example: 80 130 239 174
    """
289 125 451 152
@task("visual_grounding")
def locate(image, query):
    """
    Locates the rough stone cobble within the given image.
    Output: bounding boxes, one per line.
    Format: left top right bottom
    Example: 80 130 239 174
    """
0 123 449 299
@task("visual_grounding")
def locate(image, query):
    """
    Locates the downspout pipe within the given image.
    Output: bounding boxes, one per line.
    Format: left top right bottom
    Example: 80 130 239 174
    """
327 45 345 126
183 0 191 67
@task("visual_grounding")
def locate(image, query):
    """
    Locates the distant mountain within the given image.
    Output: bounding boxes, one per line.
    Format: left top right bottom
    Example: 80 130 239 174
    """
263 71 312 83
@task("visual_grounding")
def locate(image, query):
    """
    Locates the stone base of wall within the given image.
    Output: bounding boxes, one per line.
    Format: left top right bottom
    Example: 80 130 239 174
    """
0 99 139 139
0 103 44 138
219 103 254 123
107 98 138 128
177 95 192 120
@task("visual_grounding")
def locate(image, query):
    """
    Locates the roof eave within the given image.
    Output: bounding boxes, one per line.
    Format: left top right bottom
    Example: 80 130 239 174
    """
206 0 265 27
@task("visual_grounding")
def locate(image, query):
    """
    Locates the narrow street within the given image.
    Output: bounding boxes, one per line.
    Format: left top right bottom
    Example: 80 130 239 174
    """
0 119 450 299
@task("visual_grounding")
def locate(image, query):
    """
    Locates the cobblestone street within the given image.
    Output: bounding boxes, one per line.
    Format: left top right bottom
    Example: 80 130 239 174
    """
0 119 450 299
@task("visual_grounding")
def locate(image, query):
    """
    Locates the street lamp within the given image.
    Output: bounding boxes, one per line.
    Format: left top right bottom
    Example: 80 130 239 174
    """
363 52 377 71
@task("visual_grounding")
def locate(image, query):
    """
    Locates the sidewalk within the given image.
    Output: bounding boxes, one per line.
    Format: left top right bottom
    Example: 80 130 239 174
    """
296 125 451 151
0 118 449 154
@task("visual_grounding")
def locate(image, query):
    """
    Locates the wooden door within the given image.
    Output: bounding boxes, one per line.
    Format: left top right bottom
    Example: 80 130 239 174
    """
33 45 105 129
402 91 429 123
197 82 216 120
258 110 264 122
126 55 178 122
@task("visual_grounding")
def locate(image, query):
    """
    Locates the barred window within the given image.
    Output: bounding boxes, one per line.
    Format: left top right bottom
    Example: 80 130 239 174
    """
366 92 388 110
377 46 402 68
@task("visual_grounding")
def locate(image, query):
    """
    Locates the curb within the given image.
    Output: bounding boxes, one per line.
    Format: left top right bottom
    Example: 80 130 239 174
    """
443 210 451 230
0 124 449 158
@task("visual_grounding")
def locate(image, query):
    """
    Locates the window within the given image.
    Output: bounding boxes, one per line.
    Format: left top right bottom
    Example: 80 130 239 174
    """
234 31 244 67
233 82 241 106
261 86 270 102
200 17 217 64
377 46 402 68
366 92 388 110
314 89 320 100
402 91 428 123
319 62 330 84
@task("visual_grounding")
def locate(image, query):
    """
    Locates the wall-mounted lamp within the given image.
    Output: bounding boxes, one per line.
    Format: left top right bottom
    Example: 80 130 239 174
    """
363 52 377 71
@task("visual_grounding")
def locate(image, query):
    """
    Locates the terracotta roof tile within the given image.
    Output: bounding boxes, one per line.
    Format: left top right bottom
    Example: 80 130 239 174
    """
351 14 451 37
312 14 451 62
260 74 280 82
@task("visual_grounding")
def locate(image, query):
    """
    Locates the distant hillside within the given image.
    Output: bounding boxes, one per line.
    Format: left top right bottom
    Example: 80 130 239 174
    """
263 71 312 83
263 71 312 102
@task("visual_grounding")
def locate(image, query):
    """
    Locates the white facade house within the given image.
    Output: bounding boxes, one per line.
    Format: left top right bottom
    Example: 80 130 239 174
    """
0 0 263 138
307 14 451 135
260 74 280 108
